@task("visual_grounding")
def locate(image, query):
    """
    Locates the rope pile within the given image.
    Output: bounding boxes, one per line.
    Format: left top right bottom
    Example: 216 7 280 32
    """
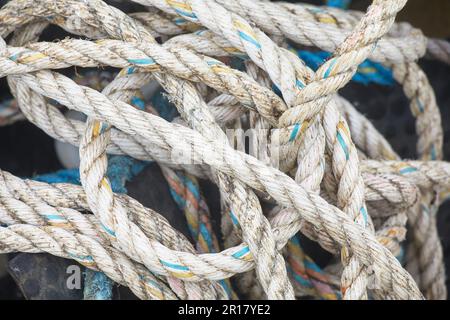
0 0 450 300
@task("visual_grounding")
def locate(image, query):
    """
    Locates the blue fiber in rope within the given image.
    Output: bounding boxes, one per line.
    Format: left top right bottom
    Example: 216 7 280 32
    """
296 50 394 86
32 155 148 300
326 0 351 9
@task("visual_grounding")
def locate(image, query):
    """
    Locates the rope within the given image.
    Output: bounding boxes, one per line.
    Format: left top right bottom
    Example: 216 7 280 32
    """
0 0 448 300
292 49 394 86
296 1 394 87
33 155 148 300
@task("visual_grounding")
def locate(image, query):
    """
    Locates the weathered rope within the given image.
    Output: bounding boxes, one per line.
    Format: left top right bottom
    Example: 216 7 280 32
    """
8 69 425 299
34 154 148 300
0 0 448 300
292 49 394 86
298 0 394 86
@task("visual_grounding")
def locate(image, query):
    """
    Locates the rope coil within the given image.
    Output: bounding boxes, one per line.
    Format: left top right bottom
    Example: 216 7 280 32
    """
0 0 449 300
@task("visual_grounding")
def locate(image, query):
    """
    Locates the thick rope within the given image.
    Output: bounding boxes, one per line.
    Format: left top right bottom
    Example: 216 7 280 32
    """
0 0 448 300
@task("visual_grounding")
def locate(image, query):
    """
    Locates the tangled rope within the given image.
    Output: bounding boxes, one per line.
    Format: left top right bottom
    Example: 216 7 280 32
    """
0 0 449 300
